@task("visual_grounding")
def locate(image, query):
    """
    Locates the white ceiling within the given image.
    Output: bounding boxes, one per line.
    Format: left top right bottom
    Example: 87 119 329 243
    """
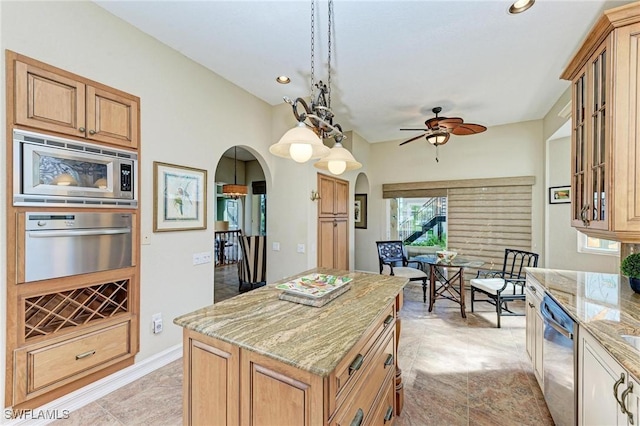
95 0 631 145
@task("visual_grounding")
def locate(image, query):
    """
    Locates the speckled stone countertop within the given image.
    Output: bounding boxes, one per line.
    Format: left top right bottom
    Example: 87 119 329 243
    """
174 268 407 377
527 268 640 380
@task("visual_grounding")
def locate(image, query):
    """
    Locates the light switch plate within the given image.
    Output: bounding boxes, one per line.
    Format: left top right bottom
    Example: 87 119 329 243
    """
297 244 305 253
273 242 280 251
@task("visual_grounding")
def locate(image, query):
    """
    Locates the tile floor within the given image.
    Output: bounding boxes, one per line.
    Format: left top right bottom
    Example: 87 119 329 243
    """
54 269 553 426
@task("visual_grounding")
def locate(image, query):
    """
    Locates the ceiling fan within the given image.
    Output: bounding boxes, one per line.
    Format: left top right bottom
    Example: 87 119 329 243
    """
399 107 487 161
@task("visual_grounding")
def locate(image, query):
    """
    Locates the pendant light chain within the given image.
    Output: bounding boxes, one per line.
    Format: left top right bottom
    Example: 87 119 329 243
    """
310 0 315 102
234 146 238 184
327 0 333 108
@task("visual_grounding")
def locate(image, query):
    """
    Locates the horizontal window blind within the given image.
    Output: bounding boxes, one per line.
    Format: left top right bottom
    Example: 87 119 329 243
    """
447 185 533 276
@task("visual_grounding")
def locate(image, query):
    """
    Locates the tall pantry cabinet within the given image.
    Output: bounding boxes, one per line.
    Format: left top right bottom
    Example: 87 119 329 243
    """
318 173 349 270
4 50 141 410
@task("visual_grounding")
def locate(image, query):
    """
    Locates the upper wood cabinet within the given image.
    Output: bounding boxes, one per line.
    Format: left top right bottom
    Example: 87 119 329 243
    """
561 3 640 241
318 173 349 217
12 53 139 149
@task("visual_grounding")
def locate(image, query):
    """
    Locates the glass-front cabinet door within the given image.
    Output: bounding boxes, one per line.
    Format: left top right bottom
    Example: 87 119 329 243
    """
571 39 611 232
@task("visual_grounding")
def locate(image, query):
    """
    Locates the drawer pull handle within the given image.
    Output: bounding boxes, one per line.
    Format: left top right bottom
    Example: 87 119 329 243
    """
621 382 634 424
349 354 364 375
384 406 394 423
384 354 394 368
383 315 394 327
75 350 96 360
528 302 535 308
613 373 626 412
529 286 537 293
350 408 364 426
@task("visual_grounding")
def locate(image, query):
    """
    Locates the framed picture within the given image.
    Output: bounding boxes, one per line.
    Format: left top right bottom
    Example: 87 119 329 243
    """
354 193 368 229
154 162 207 231
549 185 571 204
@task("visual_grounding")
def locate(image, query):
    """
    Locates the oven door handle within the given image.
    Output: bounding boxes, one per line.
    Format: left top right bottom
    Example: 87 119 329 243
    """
27 228 131 238
541 300 573 340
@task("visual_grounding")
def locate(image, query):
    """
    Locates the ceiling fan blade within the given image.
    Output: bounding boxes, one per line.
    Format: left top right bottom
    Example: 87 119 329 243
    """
400 128 428 131
424 117 442 129
449 123 487 135
437 117 464 128
399 133 426 146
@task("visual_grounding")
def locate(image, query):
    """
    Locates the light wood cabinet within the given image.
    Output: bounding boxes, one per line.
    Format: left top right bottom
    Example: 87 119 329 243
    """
13 53 139 149
183 299 398 426
561 4 640 241
5 50 141 409
525 278 544 389
318 173 349 269
319 174 349 217
319 217 348 270
579 328 638 426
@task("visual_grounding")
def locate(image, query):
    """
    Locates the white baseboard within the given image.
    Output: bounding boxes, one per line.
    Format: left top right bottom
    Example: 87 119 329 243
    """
3 344 182 426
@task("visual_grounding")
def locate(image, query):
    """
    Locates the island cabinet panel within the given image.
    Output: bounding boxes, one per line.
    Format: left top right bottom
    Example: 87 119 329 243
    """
183 331 240 426
240 350 326 426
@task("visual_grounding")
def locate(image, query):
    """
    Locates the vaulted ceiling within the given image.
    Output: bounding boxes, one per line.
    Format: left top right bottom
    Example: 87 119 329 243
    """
96 0 632 144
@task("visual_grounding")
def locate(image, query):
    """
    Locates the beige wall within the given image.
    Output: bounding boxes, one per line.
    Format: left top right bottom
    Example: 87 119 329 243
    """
367 120 546 265
546 136 619 272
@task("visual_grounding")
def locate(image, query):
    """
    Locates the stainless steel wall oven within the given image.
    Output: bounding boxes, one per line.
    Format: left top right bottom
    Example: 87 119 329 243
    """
24 212 133 282
13 129 138 208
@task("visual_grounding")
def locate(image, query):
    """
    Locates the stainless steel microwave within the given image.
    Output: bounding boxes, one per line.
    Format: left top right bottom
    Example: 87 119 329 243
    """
13 129 138 208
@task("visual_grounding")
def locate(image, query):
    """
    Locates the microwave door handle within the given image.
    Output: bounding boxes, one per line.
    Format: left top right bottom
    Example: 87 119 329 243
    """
27 228 131 238
541 301 573 340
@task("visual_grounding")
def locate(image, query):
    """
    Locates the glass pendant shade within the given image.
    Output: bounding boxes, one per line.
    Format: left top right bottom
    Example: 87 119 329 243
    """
270 122 330 163
426 132 450 146
314 142 362 175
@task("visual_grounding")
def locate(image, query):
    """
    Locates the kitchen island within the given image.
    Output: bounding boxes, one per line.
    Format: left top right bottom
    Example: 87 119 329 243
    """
174 268 408 426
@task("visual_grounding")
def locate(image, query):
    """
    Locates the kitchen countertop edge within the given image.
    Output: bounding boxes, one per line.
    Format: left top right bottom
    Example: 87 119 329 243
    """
526 267 640 381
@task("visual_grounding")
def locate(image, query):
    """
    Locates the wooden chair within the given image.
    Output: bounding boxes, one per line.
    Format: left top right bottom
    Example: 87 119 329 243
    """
470 248 539 327
237 235 267 291
376 240 428 302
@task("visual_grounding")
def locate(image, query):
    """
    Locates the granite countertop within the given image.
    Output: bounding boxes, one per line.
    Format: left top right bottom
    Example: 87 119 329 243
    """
526 268 640 380
174 268 407 377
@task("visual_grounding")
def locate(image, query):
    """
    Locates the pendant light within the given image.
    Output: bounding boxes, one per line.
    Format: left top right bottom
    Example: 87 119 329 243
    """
222 147 248 198
270 0 361 175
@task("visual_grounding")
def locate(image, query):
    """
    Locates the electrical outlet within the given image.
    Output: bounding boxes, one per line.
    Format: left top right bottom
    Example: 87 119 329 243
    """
193 251 213 265
297 243 305 253
152 313 163 334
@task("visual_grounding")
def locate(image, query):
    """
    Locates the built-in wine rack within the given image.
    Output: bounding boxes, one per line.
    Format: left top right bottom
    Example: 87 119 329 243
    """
24 280 129 339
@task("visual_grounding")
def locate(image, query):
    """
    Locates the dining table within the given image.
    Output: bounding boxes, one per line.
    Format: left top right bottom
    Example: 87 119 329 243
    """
411 254 487 318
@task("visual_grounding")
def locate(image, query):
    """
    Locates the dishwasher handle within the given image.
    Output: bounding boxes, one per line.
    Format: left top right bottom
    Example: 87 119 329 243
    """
27 228 131 238
541 298 574 340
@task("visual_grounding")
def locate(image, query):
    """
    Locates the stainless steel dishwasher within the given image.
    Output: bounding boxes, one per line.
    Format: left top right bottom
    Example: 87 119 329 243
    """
541 294 578 426
24 212 133 282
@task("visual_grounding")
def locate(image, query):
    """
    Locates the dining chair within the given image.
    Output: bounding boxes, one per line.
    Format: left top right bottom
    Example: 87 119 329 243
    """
376 240 428 302
470 248 539 327
237 234 267 291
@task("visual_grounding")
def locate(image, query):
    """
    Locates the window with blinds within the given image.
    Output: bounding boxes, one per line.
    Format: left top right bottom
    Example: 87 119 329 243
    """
383 176 534 273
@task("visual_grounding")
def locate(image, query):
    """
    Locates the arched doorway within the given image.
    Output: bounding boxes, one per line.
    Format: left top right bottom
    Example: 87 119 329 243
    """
213 146 268 302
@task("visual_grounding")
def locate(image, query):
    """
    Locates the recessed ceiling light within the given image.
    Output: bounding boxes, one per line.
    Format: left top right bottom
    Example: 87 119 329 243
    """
276 75 290 84
509 0 534 14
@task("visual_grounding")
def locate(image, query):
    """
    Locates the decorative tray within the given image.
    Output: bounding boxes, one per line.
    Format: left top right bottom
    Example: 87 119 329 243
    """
275 273 353 299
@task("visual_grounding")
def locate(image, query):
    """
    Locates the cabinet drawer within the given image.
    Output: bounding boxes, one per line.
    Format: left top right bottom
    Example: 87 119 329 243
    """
334 304 395 403
367 374 395 426
331 329 396 426
26 322 130 392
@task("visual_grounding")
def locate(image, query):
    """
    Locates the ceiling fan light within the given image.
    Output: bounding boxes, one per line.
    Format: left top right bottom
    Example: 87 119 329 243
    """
314 142 362 175
426 132 450 146
270 122 330 163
